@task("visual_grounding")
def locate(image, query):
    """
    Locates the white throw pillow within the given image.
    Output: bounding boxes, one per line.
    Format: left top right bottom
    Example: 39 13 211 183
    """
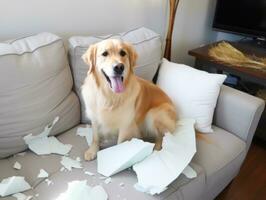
157 58 226 133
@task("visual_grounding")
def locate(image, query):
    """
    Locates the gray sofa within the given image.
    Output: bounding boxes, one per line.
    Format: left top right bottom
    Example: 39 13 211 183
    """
0 32 264 200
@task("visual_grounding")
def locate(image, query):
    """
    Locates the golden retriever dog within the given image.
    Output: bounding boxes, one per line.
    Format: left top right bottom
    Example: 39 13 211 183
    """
81 39 177 161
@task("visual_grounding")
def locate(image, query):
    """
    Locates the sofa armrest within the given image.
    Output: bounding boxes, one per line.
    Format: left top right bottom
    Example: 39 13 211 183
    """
213 85 265 150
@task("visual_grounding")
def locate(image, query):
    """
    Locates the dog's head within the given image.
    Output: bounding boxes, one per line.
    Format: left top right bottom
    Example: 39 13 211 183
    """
82 39 138 93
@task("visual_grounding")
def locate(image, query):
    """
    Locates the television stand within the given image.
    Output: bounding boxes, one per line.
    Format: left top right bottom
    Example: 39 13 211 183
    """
188 41 266 87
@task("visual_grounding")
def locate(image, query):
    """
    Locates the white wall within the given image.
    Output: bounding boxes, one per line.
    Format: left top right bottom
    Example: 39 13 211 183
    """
0 0 241 65
0 0 167 40
171 0 217 65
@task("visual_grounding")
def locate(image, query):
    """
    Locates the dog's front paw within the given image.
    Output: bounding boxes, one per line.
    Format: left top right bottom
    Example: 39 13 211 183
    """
84 148 97 161
154 142 162 151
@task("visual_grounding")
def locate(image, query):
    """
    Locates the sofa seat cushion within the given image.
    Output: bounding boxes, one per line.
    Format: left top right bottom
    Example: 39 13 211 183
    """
192 126 246 179
1 125 204 200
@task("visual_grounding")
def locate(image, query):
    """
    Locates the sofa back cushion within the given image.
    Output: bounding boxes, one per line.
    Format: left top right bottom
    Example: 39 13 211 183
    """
0 33 80 158
68 27 162 123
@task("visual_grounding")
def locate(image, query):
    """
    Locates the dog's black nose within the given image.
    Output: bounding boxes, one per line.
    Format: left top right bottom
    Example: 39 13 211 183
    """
114 63 124 75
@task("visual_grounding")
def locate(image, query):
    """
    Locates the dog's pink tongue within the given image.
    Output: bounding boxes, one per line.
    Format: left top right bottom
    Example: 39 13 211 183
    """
110 77 124 93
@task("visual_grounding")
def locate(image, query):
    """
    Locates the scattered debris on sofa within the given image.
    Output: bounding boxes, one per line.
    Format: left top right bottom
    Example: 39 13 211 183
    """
12 192 32 200
0 176 31 197
97 138 154 177
60 156 82 171
55 180 108 200
45 179 54 186
13 161 22 170
84 170 94 176
182 165 197 179
76 125 93 146
104 177 112 184
133 119 197 195
14 152 27 157
23 117 72 156
119 182 125 188
37 169 49 178
0 118 197 198
96 119 197 195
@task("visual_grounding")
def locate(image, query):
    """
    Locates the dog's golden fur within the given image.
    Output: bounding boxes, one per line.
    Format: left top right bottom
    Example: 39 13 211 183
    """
81 39 177 160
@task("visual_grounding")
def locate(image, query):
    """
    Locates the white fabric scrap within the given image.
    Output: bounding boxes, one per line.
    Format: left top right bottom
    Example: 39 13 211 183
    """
13 162 22 170
97 138 154 177
0 176 31 197
16 152 26 157
104 177 111 184
37 169 49 178
45 179 53 186
56 180 108 200
12 193 33 200
60 156 82 171
23 117 72 156
84 171 94 176
76 125 93 146
182 165 197 179
133 119 197 195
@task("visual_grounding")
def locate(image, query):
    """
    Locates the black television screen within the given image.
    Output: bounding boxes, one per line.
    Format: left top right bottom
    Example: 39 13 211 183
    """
213 0 266 38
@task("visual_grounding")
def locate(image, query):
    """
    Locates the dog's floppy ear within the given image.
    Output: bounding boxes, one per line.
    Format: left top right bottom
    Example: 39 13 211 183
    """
82 44 97 74
125 42 138 68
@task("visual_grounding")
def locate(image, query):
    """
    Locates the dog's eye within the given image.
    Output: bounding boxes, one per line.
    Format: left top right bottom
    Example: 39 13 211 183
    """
120 50 126 57
102 51 108 57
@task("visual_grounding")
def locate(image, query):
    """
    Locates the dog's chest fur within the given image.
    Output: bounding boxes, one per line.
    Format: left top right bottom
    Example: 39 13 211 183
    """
82 76 138 136
97 97 136 134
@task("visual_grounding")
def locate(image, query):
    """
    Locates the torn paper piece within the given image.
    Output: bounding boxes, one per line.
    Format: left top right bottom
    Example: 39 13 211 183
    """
37 169 49 178
0 176 31 197
23 117 72 156
12 193 33 200
104 177 111 184
84 171 94 176
133 119 196 195
13 162 22 170
182 165 197 179
35 193 39 197
60 156 82 171
119 182 125 187
16 152 26 157
97 138 154 177
45 179 53 186
76 157 81 162
76 125 93 146
56 180 108 200
24 136 72 156
60 167 65 172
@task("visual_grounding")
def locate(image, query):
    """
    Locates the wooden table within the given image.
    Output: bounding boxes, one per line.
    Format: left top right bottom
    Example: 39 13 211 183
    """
188 41 266 87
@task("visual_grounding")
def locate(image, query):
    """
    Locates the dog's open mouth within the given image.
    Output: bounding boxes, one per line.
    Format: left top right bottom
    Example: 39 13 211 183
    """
101 69 124 93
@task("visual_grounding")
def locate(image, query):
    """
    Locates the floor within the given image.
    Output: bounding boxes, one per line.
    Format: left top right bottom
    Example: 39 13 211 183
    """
216 138 266 200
